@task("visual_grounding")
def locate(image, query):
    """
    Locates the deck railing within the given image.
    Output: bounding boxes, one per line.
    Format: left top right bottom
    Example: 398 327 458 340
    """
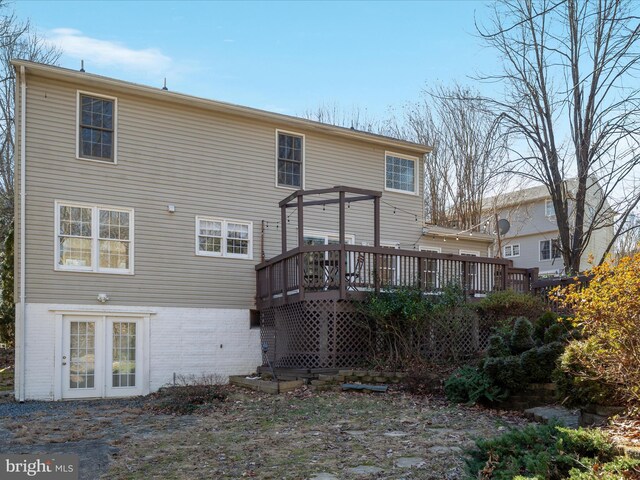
256 245 538 309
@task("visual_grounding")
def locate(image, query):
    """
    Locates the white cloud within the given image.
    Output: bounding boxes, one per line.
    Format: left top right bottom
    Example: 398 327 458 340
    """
48 28 172 75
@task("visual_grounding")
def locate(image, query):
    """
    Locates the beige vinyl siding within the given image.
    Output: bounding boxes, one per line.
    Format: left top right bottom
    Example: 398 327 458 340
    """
20 74 426 308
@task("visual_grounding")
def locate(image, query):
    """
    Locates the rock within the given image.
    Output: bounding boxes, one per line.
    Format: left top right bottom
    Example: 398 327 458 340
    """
344 430 367 436
395 457 426 468
383 431 408 437
348 465 384 475
525 406 579 428
428 445 462 455
309 473 339 480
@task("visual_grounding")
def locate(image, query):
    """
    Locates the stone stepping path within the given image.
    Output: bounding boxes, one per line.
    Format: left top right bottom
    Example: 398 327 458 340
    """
395 456 426 468
524 406 579 428
347 465 384 475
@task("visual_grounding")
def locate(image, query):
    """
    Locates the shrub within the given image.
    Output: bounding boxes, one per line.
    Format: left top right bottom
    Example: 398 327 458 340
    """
477 290 546 321
444 305 572 405
486 334 510 358
404 360 450 395
535 311 558 342
465 423 621 480
554 340 623 407
444 365 505 404
568 456 640 479
358 283 477 368
510 317 536 353
521 342 564 383
0 227 14 346
483 355 526 392
554 253 640 405
146 374 227 415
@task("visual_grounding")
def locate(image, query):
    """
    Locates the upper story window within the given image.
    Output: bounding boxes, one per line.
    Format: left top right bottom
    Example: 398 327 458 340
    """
78 92 116 163
504 244 520 257
196 217 253 259
385 153 417 194
540 239 561 261
545 199 555 217
277 131 304 188
56 202 133 274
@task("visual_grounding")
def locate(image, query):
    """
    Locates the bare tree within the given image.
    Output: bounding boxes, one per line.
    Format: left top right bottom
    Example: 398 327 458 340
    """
301 102 381 133
0 3 60 233
433 85 507 230
385 85 507 229
384 98 450 225
0 23 61 233
478 0 640 273
614 211 640 260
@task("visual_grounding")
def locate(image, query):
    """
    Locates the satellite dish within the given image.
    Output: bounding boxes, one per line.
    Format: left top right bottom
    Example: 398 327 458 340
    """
497 218 511 235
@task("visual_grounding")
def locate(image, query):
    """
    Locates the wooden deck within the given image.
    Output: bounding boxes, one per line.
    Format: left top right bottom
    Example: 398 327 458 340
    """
255 244 538 309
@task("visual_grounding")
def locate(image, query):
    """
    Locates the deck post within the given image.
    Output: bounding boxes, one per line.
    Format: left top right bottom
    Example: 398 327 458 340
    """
297 195 304 248
339 190 346 300
462 260 469 298
417 255 423 292
267 264 272 307
281 204 287 253
503 260 510 291
297 195 305 300
374 196 380 293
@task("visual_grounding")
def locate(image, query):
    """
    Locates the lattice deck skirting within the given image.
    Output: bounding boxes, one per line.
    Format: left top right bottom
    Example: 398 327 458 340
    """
260 299 370 369
261 300 506 370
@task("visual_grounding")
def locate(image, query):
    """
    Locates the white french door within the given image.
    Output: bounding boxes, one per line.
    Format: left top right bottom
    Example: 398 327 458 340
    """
62 316 103 399
61 315 143 399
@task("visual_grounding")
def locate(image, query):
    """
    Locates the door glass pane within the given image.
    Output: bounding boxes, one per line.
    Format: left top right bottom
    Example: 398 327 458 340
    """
112 322 136 388
69 321 95 389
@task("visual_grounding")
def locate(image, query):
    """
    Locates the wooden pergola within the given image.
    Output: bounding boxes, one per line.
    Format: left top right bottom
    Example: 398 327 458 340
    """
279 185 382 253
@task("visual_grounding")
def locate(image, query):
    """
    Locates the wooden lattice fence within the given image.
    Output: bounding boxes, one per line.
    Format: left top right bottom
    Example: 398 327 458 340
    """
260 300 517 369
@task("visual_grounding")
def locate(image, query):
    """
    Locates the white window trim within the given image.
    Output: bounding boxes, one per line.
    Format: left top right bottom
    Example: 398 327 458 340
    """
419 246 441 253
195 216 253 260
275 129 305 190
384 151 419 195
545 199 555 217
504 244 520 258
539 239 561 262
54 201 134 275
76 90 118 165
459 249 480 256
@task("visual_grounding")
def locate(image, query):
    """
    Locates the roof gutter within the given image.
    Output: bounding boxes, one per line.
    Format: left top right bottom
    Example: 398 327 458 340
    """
18 65 26 402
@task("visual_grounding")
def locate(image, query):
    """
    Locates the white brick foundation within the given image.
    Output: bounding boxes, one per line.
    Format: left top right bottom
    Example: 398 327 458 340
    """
18 303 262 400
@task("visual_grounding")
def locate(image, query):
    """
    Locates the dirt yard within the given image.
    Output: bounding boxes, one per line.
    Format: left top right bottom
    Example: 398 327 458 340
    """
0 386 529 479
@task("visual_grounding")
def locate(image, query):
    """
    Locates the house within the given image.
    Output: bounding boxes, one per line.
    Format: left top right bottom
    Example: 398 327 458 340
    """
484 180 615 275
13 60 530 400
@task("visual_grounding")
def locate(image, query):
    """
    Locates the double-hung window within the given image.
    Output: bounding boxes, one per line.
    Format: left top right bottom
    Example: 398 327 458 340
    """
540 239 561 261
504 244 520 258
277 131 304 188
78 93 116 162
56 203 133 274
544 199 555 217
196 217 253 259
385 152 417 194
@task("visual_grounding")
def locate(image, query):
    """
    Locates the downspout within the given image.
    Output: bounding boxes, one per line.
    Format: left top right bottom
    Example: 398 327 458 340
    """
18 65 26 402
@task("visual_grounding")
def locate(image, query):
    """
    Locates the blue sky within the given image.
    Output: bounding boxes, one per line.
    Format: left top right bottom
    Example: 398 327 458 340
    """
14 1 498 119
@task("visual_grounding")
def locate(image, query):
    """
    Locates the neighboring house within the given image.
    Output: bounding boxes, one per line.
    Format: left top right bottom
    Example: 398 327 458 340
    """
484 180 614 275
420 225 494 258
14 60 452 400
